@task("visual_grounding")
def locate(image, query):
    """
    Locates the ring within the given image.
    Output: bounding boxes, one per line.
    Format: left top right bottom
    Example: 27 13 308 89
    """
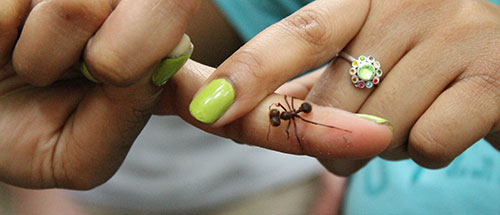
339 52 382 88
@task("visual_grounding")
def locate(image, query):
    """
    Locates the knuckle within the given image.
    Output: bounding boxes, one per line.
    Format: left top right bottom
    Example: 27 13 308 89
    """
461 58 500 99
228 50 267 81
444 1 499 37
0 3 23 31
467 72 500 98
409 129 453 168
168 0 200 17
48 0 110 34
282 8 330 48
86 50 136 86
12 59 53 86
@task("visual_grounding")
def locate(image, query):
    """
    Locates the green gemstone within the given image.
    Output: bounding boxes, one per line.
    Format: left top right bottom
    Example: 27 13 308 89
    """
360 56 366 61
358 65 375 81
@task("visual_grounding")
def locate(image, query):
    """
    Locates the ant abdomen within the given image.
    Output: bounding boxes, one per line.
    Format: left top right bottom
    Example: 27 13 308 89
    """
299 103 312 113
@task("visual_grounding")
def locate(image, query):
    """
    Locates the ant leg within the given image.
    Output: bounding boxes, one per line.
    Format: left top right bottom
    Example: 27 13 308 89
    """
284 95 293 111
276 103 288 113
285 120 291 139
266 123 271 142
269 102 282 110
296 116 352 133
293 118 304 151
291 96 297 112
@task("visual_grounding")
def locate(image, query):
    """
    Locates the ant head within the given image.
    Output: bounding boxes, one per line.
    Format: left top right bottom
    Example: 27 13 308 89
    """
270 109 281 127
300 103 312 113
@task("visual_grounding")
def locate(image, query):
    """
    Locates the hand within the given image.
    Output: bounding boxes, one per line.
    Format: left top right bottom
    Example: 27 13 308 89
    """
156 61 392 169
0 0 199 189
188 0 500 175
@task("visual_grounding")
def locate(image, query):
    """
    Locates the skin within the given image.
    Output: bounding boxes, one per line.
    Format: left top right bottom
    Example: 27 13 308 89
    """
0 2 357 215
4 64 350 214
197 0 500 175
4 0 497 195
0 0 203 189
0 0 391 190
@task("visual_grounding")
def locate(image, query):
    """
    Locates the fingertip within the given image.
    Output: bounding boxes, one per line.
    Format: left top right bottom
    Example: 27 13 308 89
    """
189 78 235 124
80 61 100 83
319 158 372 176
83 44 139 87
12 58 54 87
408 128 454 169
297 106 393 159
152 35 193 86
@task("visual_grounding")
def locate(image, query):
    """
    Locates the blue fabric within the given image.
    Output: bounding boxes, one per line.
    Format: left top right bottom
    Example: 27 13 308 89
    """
212 0 313 41
344 139 500 215
213 1 500 214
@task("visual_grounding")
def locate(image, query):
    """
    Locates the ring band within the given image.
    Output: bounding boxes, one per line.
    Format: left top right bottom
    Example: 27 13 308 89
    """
339 52 382 88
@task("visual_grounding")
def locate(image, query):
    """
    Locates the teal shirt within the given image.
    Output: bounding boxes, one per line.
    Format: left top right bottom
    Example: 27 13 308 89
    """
213 0 500 214
344 139 500 214
213 0 314 41
214 0 500 40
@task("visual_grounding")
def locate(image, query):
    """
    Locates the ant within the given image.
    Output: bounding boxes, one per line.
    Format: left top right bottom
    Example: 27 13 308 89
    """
267 95 351 151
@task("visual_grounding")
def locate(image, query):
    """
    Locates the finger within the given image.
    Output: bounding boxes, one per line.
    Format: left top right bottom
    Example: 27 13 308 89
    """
408 72 500 169
0 0 29 68
304 4 419 175
306 0 421 111
358 39 468 161
84 0 199 86
158 61 393 158
275 67 325 99
13 0 112 86
188 0 370 125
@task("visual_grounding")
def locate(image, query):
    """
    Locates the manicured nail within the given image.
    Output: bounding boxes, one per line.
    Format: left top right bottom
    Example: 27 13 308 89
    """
355 114 394 132
189 78 235 124
80 61 99 83
151 42 193 86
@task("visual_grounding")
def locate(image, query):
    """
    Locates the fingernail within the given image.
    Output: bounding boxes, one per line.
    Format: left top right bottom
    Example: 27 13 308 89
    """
355 114 394 132
189 78 235 124
80 61 100 83
152 42 193 86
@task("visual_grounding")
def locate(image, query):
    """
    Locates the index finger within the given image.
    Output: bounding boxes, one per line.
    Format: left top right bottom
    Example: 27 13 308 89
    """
159 61 392 159
188 0 369 126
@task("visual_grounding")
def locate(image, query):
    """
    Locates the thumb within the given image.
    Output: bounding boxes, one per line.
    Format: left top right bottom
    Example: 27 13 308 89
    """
52 37 192 189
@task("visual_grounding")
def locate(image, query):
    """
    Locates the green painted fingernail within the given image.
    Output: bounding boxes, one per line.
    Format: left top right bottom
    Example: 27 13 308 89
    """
152 44 193 86
189 79 235 124
80 61 99 83
355 114 394 132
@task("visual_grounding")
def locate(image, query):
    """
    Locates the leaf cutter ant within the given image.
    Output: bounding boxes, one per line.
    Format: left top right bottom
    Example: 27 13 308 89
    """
267 95 351 151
